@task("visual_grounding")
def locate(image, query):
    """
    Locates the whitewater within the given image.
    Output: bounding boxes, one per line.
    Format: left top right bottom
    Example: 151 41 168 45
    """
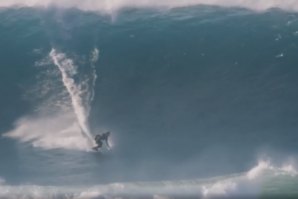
2 0 298 13
0 160 297 198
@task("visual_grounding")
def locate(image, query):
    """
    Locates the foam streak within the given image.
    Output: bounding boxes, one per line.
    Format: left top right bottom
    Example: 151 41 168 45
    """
50 49 95 143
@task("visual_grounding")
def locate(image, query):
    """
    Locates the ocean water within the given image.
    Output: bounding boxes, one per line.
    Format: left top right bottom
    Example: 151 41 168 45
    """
1 1 298 198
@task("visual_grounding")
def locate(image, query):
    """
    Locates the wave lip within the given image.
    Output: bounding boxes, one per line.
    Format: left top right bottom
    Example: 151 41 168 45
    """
1 0 298 13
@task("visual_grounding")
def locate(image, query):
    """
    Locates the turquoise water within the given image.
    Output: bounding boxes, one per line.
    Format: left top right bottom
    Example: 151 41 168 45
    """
0 4 298 198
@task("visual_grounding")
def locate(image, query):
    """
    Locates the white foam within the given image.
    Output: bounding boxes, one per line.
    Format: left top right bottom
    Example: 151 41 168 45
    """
247 160 298 180
91 48 99 64
201 159 298 198
77 190 103 199
4 112 92 151
1 0 298 13
0 160 297 199
247 160 273 180
281 164 298 176
90 48 99 103
202 180 237 197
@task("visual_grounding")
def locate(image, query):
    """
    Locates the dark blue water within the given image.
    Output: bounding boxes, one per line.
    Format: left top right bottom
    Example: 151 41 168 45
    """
0 5 298 198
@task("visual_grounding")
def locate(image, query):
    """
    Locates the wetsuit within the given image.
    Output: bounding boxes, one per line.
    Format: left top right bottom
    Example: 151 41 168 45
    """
94 132 110 150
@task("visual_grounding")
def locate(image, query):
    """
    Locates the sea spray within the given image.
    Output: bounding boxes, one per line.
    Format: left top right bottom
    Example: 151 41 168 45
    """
4 48 99 151
1 0 298 13
49 48 98 144
90 48 99 104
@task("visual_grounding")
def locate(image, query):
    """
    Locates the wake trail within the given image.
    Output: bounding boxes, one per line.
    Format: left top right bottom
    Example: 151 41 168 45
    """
50 48 98 144
4 48 99 151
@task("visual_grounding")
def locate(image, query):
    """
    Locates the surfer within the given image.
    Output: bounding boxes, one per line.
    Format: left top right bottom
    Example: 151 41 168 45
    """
93 131 111 151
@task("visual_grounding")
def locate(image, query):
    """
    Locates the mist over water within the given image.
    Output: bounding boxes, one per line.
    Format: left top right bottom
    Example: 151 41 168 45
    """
0 2 298 198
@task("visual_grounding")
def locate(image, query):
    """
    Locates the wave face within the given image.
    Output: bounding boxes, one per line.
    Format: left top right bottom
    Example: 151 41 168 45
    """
1 4 298 198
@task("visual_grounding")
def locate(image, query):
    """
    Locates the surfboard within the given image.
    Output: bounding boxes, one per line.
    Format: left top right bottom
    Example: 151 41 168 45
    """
92 146 99 151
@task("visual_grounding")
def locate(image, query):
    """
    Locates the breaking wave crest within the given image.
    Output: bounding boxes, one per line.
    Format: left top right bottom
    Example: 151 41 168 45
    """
0 160 297 198
1 0 298 13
